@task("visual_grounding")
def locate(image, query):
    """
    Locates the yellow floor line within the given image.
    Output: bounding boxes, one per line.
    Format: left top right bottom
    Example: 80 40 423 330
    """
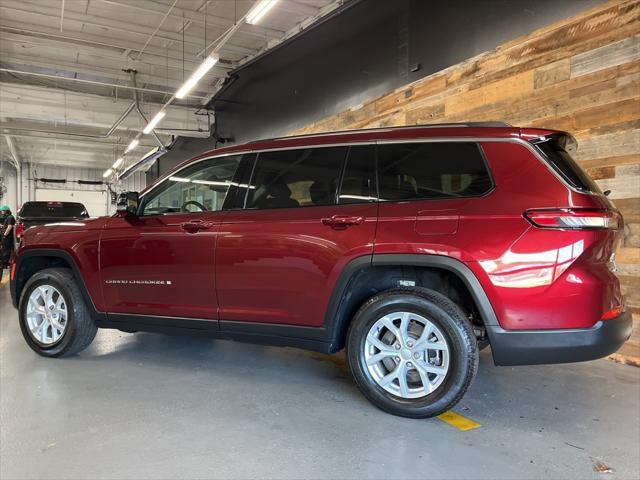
437 411 481 431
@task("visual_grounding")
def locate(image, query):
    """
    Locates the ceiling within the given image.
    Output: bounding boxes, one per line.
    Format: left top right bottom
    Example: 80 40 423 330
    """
0 0 341 171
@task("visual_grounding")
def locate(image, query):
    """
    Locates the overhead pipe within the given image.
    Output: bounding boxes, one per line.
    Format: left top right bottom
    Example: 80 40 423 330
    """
0 129 157 148
2 71 207 144
128 69 165 149
1 101 135 140
154 128 210 138
104 101 136 137
0 67 208 99
127 69 211 140
4 71 171 142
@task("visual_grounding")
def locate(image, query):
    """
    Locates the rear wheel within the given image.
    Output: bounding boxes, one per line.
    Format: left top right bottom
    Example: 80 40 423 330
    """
347 288 478 418
19 268 97 357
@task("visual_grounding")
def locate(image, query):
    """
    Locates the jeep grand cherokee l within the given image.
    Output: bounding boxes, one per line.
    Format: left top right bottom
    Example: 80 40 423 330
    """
9 123 632 418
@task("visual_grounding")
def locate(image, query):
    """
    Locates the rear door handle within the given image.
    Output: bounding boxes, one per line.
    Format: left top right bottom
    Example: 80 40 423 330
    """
321 215 365 228
180 220 214 233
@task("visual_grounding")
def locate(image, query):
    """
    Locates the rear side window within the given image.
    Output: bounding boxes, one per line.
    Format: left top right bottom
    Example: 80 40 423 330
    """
534 136 601 193
20 202 89 218
246 147 347 209
377 142 492 201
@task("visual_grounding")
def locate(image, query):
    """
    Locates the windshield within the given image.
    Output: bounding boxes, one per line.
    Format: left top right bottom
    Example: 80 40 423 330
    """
533 135 601 194
20 202 90 218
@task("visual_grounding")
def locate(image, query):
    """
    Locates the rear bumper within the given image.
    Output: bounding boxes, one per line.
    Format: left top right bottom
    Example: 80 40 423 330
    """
487 311 632 366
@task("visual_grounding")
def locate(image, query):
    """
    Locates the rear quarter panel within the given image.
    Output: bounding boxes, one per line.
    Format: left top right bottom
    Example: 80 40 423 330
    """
374 141 622 330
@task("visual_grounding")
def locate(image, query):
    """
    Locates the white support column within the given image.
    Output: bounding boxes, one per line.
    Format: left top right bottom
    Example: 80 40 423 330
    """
4 136 22 207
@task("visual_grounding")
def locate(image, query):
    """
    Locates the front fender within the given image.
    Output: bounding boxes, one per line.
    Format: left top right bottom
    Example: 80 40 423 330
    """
12 245 105 318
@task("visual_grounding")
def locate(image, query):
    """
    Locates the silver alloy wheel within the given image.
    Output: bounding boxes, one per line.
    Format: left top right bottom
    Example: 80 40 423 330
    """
364 311 450 399
25 285 68 345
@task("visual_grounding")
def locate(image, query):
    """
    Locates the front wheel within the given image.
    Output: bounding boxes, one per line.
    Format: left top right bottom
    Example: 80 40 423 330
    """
19 268 97 357
347 288 478 418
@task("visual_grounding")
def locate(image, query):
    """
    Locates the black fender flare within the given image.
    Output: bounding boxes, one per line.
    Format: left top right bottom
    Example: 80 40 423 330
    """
11 249 106 321
324 253 499 351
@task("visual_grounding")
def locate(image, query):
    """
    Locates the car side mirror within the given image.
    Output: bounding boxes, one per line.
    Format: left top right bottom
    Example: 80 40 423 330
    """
116 191 139 216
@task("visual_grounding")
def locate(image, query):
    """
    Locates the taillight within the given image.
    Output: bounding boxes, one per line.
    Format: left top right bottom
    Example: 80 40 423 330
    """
525 209 620 230
15 222 24 239
602 306 624 320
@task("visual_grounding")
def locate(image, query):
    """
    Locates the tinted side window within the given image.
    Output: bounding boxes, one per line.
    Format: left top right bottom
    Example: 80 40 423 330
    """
377 142 492 201
246 147 347 209
338 145 376 204
141 155 243 216
534 137 601 193
20 202 89 218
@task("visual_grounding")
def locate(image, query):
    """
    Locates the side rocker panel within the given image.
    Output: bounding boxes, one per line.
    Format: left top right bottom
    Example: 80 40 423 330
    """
12 251 498 357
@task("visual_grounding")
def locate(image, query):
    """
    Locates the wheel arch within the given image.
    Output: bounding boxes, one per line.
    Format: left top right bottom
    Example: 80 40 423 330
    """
325 254 498 353
11 249 104 321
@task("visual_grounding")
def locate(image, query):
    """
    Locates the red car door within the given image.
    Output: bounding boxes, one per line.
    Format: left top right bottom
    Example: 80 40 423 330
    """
100 154 248 320
216 145 377 328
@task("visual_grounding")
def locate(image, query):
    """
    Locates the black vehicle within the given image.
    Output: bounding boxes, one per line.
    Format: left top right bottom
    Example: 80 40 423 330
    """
14 201 90 246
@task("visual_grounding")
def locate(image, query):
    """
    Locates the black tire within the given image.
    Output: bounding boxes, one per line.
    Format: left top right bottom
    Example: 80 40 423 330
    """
19 268 97 357
346 287 478 418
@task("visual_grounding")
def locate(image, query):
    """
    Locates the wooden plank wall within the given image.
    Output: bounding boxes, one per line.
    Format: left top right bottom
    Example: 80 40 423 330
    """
293 0 640 364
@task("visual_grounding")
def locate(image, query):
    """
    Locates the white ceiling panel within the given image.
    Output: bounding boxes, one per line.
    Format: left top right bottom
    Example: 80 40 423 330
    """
0 0 343 171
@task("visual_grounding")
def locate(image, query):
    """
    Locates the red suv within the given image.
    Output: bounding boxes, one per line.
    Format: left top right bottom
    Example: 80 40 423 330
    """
9 123 632 418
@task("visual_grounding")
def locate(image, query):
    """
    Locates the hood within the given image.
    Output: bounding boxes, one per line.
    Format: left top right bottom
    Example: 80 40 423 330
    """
22 216 110 237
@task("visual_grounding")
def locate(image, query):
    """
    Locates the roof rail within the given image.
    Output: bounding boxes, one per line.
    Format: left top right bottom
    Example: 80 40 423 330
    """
264 121 513 142
462 121 512 127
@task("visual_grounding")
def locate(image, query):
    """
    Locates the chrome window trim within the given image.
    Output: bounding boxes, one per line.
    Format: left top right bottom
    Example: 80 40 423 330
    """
141 136 597 201
140 143 374 201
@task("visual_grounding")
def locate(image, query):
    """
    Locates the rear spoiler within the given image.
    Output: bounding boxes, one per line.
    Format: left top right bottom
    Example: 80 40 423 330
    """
530 132 578 154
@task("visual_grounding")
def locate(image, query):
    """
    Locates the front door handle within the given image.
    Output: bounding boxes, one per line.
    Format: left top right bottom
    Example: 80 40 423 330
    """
180 220 214 233
321 215 365 228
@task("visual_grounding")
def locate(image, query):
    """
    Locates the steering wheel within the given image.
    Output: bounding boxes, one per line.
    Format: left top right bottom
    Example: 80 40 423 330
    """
180 200 207 212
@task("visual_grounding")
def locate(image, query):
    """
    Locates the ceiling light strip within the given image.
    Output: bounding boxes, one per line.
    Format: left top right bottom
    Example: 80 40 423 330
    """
246 0 280 25
143 111 167 134
110 0 324 179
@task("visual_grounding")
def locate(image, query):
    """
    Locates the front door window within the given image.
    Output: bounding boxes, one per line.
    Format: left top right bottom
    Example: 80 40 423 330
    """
141 156 243 216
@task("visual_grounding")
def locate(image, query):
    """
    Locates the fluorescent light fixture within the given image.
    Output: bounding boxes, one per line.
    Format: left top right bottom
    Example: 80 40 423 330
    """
246 0 279 25
143 110 166 134
103 168 113 178
118 147 167 181
192 179 230 186
231 182 256 189
112 157 124 169
339 194 376 201
125 138 139 153
175 53 219 99
174 178 256 189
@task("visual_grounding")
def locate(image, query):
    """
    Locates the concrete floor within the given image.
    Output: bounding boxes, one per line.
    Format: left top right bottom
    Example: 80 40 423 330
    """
1 285 639 480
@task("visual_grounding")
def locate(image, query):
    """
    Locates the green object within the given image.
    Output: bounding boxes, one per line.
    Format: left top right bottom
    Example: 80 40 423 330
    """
0 205 10 212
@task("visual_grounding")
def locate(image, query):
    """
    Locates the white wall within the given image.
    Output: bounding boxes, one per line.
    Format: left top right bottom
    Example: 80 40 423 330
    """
0 163 146 216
